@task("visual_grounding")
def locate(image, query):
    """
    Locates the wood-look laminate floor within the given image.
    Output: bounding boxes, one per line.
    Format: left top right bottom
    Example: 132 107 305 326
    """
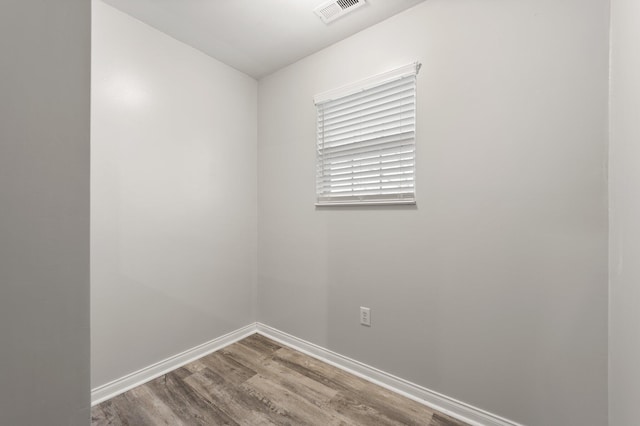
91 334 469 426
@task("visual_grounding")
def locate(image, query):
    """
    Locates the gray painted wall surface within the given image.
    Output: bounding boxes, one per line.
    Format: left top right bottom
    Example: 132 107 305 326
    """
0 1 91 425
609 0 640 424
257 1 609 425
91 1 258 388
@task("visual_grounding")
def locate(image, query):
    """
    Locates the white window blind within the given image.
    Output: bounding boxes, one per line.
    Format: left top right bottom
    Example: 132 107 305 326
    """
314 63 419 206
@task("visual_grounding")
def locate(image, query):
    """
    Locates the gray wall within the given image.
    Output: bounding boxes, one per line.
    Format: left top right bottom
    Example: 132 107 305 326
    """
91 1 258 388
0 1 91 425
609 0 640 424
257 1 609 425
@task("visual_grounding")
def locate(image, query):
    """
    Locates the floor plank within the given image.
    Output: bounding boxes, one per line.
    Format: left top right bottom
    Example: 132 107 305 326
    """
184 367 282 425
430 413 472 426
91 334 470 426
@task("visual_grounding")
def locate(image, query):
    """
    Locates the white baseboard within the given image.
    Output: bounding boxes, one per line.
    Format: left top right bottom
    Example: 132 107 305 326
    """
256 323 523 426
90 323 257 406
92 322 522 426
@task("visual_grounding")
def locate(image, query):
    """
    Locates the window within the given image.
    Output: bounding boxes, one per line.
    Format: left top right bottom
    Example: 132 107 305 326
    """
314 63 420 206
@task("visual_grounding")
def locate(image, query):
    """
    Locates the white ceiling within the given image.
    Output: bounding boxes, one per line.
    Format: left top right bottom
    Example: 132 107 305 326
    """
101 0 426 79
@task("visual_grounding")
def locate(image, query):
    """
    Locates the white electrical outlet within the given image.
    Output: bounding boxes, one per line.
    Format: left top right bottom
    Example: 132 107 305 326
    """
360 307 371 326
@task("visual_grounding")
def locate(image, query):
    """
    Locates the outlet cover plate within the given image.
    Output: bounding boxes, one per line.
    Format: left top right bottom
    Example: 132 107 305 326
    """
360 307 371 326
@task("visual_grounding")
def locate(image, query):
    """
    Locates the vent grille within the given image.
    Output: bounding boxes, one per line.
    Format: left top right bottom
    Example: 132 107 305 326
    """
337 0 360 8
314 0 366 24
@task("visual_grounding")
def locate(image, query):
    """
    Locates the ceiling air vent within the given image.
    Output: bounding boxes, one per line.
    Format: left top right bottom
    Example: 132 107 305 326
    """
314 0 367 24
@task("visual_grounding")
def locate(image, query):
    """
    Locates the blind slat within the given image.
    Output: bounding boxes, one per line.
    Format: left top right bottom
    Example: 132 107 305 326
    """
320 110 415 140
319 144 414 170
318 95 416 129
319 131 414 157
317 178 415 192
320 109 415 138
318 176 415 192
318 160 415 180
319 83 415 118
319 186 415 197
318 76 413 110
320 89 415 122
319 153 414 173
321 119 415 146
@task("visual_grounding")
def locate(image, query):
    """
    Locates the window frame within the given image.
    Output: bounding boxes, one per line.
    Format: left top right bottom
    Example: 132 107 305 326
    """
314 63 420 207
